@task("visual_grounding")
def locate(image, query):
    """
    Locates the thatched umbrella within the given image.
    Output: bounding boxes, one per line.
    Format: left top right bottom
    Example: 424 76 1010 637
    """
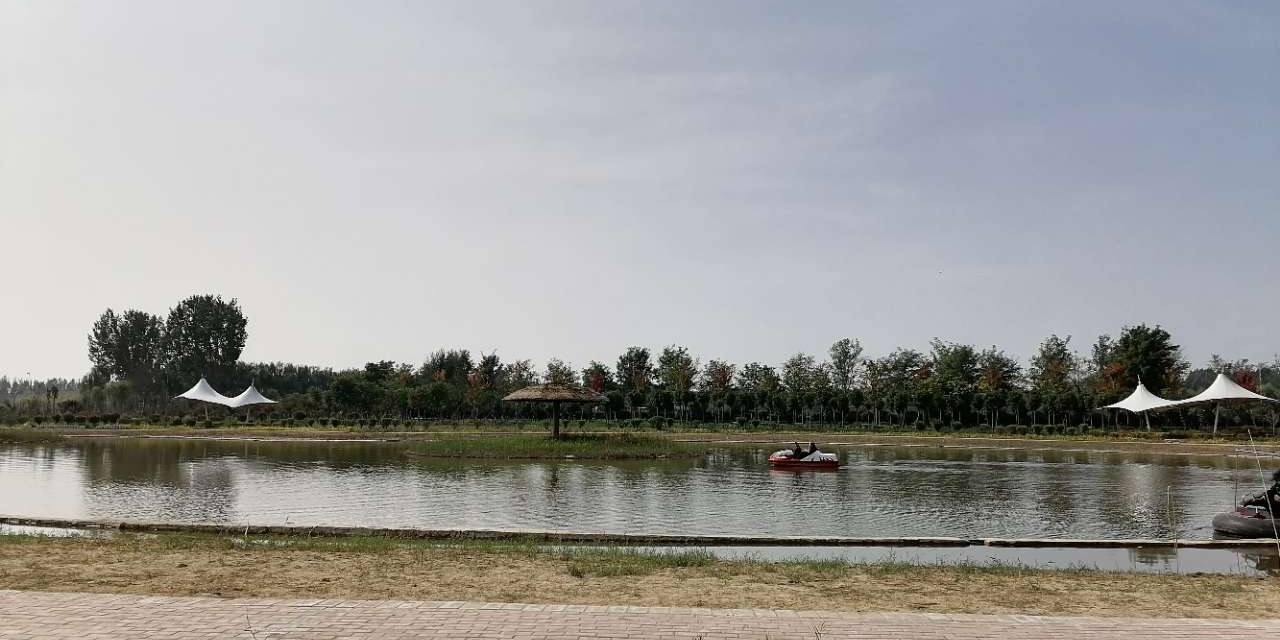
503 383 606 439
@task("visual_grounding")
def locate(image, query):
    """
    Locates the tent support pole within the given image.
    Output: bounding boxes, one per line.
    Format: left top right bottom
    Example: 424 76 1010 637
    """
1145 412 1151 431
1214 404 1220 436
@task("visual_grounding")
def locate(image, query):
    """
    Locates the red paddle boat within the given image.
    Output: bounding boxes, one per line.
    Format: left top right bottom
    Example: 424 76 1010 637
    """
768 444 839 470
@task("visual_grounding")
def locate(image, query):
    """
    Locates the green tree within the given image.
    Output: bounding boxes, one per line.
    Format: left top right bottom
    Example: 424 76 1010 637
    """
421 349 473 386
616 347 654 393
87 308 165 394
782 352 829 393
699 359 736 393
656 345 699 393
736 362 781 392
977 347 1021 392
162 295 248 389
544 358 578 384
828 338 863 392
1029 334 1076 394
580 361 615 392
1108 324 1188 397
504 359 536 390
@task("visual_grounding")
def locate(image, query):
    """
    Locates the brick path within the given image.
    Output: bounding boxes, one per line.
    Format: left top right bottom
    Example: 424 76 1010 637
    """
0 590 1276 639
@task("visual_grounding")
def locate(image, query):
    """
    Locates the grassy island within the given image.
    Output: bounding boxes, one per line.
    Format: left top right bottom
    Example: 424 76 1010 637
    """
406 432 706 460
0 428 66 444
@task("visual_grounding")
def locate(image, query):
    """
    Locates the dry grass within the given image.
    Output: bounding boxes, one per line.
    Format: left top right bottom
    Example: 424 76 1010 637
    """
0 533 1276 617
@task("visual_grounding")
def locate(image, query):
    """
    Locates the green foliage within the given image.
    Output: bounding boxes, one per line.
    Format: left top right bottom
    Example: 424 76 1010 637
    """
828 337 864 392
543 358 578 384
781 352 830 393
580 361 615 392
656 345 699 394
616 346 655 393
736 362 781 392
162 295 248 388
1101 324 1189 397
0 428 66 444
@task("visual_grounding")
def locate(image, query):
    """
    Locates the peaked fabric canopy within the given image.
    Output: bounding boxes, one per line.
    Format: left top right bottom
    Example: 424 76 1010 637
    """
174 378 276 408
227 384 277 408
174 378 233 405
1170 373 1279 408
1102 382 1174 413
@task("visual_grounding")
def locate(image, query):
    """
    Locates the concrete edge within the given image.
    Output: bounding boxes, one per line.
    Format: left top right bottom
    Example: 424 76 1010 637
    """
3 515 1278 549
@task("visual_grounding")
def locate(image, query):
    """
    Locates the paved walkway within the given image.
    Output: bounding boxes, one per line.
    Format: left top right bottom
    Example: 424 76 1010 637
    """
1 590 1276 639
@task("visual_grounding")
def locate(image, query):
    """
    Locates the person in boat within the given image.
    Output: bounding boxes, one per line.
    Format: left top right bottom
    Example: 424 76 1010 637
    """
1241 469 1280 514
792 442 804 458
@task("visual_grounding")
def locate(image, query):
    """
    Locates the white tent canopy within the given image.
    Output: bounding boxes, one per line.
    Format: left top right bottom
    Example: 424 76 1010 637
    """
1168 373 1278 435
1102 374 1279 434
174 378 233 405
1103 382 1174 413
174 378 276 408
226 384 277 408
1169 373 1278 408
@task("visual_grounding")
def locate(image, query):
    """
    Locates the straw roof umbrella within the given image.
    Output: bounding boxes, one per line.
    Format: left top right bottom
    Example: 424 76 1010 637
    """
502 383 607 439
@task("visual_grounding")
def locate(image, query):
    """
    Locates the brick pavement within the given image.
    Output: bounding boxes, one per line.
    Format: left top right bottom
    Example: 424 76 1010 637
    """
0 590 1276 639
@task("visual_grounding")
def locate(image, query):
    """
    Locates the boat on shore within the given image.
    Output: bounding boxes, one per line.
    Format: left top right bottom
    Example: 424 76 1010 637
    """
1212 508 1280 539
767 445 839 470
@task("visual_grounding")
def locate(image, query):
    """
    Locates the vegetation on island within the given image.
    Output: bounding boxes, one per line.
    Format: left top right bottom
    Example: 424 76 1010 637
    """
406 433 704 459
3 293 1278 438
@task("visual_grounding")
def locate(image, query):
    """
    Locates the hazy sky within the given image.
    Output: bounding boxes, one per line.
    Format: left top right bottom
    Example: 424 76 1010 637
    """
3 1 1277 380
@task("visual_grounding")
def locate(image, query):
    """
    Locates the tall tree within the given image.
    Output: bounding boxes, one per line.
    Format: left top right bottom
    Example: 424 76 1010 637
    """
656 345 699 393
162 295 248 388
543 358 578 384
421 349 474 386
928 339 978 394
504 359 536 390
736 362 781 392
699 359 736 393
1028 334 1076 394
781 352 826 392
580 361 615 392
976 347 1021 392
1107 324 1188 397
828 338 864 392
473 352 504 390
616 347 654 393
87 309 121 380
87 309 164 390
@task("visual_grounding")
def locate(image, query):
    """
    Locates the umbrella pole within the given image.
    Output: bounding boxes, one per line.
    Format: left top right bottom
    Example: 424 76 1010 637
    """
552 401 561 440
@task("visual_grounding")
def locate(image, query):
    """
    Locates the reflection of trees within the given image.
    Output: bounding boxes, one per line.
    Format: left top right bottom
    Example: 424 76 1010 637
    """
75 439 411 524
1128 545 1177 569
1237 548 1280 574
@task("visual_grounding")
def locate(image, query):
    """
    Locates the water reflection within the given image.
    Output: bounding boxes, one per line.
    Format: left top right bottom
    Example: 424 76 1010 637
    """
0 438 1264 540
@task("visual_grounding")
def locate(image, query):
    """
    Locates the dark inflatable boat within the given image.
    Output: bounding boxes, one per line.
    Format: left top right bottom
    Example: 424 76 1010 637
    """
1213 508 1280 538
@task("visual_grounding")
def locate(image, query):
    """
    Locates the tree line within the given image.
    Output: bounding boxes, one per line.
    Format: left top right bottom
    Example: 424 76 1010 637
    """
2 294 1278 433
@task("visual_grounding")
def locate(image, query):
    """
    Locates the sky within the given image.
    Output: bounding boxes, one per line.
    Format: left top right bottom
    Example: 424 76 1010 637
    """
2 1 1278 380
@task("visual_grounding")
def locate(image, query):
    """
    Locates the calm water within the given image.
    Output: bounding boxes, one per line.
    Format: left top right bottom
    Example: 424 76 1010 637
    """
0 437 1267 540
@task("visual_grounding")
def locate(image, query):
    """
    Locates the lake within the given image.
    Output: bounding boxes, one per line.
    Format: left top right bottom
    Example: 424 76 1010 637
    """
0 436 1264 540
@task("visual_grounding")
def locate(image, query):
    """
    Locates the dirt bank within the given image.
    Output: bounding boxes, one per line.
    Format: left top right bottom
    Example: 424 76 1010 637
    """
0 534 1275 618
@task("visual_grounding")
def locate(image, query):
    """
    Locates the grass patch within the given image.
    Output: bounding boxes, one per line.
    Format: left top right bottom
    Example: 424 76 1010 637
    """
0 428 66 444
562 548 718 577
407 432 706 459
